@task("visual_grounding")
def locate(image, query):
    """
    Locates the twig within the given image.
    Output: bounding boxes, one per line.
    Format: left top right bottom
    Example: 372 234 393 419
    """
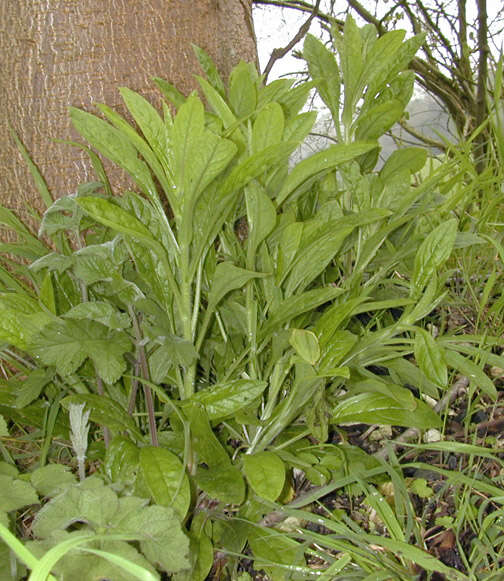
375 374 470 460
262 0 321 82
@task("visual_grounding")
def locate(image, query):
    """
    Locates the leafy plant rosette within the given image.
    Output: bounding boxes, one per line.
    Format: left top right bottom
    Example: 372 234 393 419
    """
0 16 497 581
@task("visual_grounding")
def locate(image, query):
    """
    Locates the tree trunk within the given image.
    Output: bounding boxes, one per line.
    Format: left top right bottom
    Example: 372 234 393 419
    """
0 0 257 224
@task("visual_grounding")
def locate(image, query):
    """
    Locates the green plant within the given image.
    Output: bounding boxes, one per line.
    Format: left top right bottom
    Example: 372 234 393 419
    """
0 16 499 581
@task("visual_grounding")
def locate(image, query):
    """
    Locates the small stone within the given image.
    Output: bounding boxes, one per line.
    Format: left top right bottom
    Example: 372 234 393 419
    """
423 428 442 443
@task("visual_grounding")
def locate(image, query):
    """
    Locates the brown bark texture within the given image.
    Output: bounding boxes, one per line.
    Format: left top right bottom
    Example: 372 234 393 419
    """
0 0 257 224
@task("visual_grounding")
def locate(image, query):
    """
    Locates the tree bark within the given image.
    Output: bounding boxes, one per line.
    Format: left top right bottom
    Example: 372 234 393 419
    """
0 0 257 223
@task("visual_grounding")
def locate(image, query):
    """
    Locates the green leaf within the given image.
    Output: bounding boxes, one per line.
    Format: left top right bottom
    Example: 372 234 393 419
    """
245 183 277 257
412 219 457 296
105 436 140 485
355 100 404 140
76 197 158 249
15 368 54 409
70 108 156 198
289 329 320 365
139 447 190 520
31 319 131 385
30 465 77 497
304 34 340 123
0 475 38 512
261 287 344 342
444 349 497 400
414 328 448 387
187 403 245 505
242 452 285 502
0 293 52 350
228 61 257 118
192 45 226 96
251 102 284 153
0 415 7 437
63 301 130 330
207 262 267 312
380 147 428 181
332 392 441 429
61 395 142 440
277 142 377 205
248 526 304 581
184 379 267 421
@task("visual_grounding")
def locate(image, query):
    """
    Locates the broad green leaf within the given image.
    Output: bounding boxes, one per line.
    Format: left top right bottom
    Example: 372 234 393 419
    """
304 34 340 123
187 402 245 504
15 368 54 408
139 446 190 520
260 287 344 342
289 329 320 365
245 183 277 257
412 219 457 296
0 415 7 437
332 392 441 428
315 297 368 347
318 330 358 370
70 108 156 198
207 262 267 312
0 475 38 512
105 436 140 486
0 293 52 350
355 100 404 140
62 395 142 440
228 61 257 118
276 222 303 285
30 319 131 385
338 16 364 127
30 465 77 497
242 452 285 502
380 147 428 181
76 197 159 249
184 379 267 421
276 142 377 205
63 302 130 330
444 349 497 399
414 328 448 387
251 102 284 153
248 526 305 581
349 379 416 410
196 76 238 130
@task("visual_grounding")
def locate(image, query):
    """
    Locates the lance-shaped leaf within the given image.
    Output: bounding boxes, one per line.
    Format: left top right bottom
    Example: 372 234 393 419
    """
332 392 441 429
355 100 404 140
182 379 267 421
304 34 340 123
30 319 132 385
276 142 377 205
414 327 448 387
445 349 497 400
187 402 245 505
412 219 457 296
70 107 157 199
245 183 277 259
207 262 268 313
76 198 158 249
251 102 284 153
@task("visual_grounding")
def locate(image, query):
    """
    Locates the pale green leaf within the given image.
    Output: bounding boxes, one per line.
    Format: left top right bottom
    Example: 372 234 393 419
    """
245 183 277 256
0 475 38 512
332 392 441 428
242 452 285 502
31 465 77 497
139 447 190 520
63 301 130 330
251 102 284 153
207 262 267 312
445 349 497 399
289 329 320 365
412 219 457 296
414 328 448 387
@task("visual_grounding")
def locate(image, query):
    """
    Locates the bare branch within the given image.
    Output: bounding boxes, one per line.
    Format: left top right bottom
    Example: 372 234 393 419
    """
261 0 321 81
